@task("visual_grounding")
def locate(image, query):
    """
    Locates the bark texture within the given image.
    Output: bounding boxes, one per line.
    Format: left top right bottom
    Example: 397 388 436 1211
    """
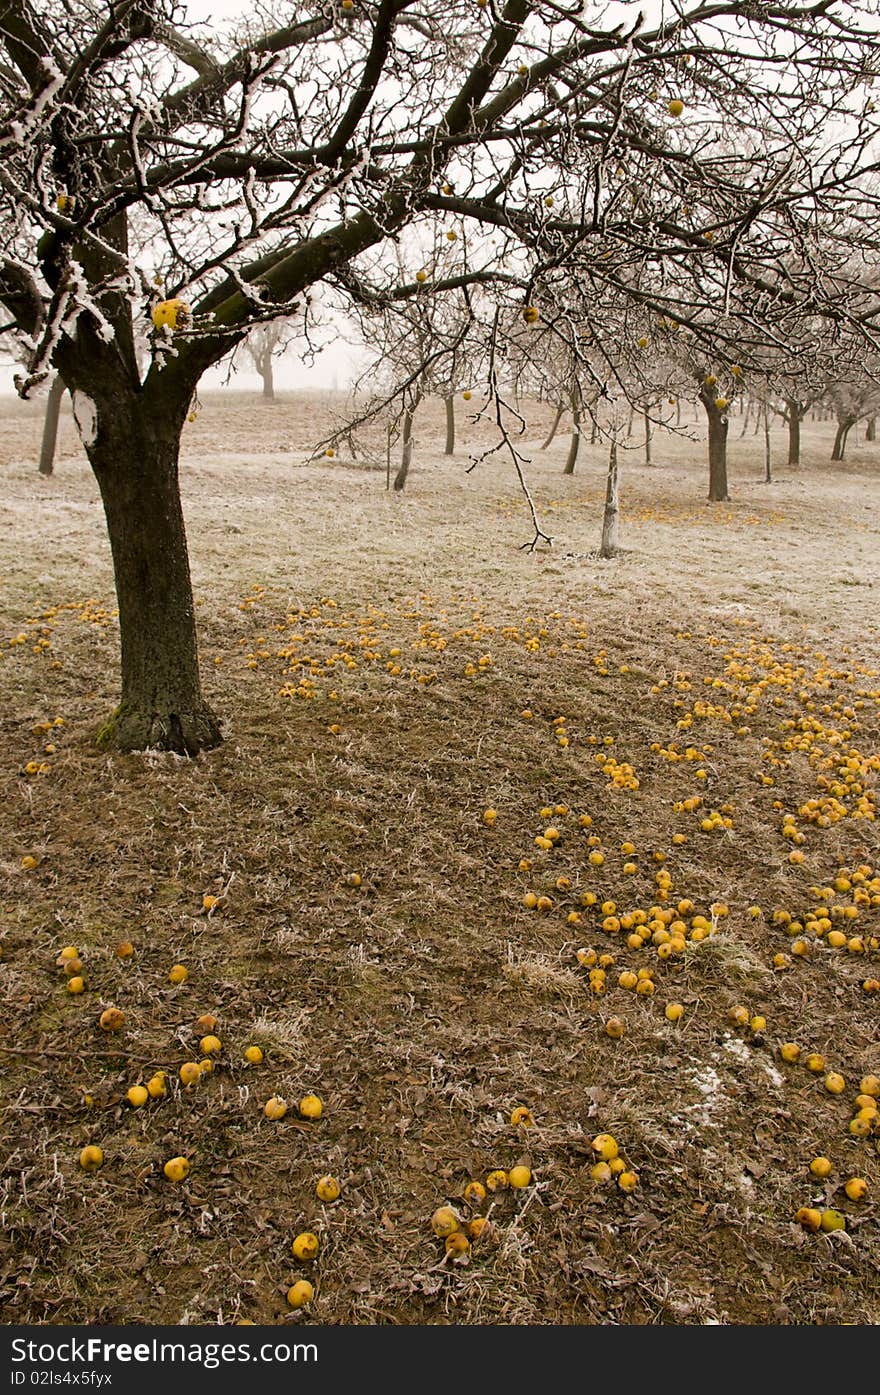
700 386 730 500
444 395 455 456
599 440 620 558
85 398 221 754
786 399 801 467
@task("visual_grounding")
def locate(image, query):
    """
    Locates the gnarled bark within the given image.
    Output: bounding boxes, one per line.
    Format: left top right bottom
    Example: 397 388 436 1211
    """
85 399 221 755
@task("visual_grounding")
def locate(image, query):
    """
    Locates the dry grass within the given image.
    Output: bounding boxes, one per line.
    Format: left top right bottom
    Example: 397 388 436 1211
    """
0 389 878 1327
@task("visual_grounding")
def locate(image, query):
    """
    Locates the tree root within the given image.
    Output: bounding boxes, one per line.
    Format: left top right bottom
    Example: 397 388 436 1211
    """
96 701 222 755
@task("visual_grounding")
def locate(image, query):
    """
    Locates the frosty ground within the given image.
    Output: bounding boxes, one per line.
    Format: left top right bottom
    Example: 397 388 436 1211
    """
1 390 878 1325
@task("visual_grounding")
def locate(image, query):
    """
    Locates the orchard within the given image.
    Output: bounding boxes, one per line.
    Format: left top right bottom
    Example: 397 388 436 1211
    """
1 0 880 1329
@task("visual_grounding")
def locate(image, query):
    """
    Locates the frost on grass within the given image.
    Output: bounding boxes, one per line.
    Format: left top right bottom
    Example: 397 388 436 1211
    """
501 945 581 996
722 1036 784 1089
2 396 879 1326
682 1064 726 1129
247 1010 312 1060
684 930 771 988
723 1036 752 1065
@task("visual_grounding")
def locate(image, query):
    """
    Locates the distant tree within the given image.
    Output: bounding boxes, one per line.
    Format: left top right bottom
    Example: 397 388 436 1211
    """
599 438 621 559
743 329 835 469
778 393 815 469
827 376 880 461
505 318 598 474
349 269 483 489
238 322 291 402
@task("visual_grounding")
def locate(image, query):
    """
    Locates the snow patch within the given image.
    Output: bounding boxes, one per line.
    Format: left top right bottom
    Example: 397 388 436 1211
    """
721 1034 783 1087
682 1065 726 1127
760 1060 784 1088
692 1066 723 1097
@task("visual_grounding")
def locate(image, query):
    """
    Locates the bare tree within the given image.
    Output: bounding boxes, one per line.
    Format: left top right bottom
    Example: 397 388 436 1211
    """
4 0 880 751
349 264 482 487
827 377 880 461
237 321 295 402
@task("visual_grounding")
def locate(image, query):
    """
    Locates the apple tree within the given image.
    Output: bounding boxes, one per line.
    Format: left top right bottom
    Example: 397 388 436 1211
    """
3 0 879 751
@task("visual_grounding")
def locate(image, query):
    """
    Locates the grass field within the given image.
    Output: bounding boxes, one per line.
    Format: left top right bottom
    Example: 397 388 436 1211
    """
1 389 879 1326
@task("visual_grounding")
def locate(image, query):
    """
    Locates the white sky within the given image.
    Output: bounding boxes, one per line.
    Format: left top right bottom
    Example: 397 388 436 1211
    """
1 339 362 394
206 335 362 391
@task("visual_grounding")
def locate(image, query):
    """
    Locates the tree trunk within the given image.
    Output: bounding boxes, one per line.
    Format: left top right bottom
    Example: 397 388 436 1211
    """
701 389 730 500
643 406 652 466
787 400 801 467
259 351 275 401
393 405 417 490
541 402 565 450
763 403 771 483
599 440 620 558
38 375 65 476
444 395 455 456
831 419 853 461
626 405 635 439
563 401 581 475
590 416 598 445
739 399 752 438
675 400 681 428
866 416 876 442
86 405 221 754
